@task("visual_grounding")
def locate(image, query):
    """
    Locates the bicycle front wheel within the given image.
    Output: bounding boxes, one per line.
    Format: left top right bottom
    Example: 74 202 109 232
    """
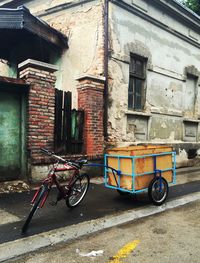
22 183 49 233
66 174 90 208
148 177 169 206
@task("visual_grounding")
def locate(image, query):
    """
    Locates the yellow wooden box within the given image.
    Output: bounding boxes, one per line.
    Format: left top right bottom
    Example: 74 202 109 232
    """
106 145 174 191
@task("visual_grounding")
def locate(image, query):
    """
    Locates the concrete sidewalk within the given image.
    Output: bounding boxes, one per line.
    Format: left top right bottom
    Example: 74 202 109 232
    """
0 167 200 262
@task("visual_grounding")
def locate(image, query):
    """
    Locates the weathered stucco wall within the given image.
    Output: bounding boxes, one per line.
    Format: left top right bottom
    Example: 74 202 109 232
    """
24 0 104 108
0 60 15 77
48 2 104 108
108 0 200 152
0 61 9 77
2 0 200 169
21 0 75 14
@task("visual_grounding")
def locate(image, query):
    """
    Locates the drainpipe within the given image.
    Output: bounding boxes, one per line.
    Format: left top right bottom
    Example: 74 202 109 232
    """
103 0 109 141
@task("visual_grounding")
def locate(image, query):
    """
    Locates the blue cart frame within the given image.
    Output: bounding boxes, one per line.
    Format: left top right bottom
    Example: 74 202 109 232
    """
104 151 176 204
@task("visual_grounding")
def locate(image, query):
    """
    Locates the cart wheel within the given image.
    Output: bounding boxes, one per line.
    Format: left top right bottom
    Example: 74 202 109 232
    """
117 189 129 196
148 177 169 206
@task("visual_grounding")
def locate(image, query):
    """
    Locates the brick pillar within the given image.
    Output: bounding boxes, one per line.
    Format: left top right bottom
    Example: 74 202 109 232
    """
18 59 58 163
77 75 105 156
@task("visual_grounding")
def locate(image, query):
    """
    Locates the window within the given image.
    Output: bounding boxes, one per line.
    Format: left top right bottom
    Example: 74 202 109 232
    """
128 54 147 110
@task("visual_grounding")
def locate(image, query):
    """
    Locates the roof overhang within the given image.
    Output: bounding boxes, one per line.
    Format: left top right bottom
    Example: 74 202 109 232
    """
0 6 68 60
0 75 28 86
0 76 29 93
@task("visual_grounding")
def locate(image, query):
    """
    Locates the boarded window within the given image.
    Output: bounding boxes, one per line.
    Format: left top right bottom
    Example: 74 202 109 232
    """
184 74 197 115
128 54 147 110
55 89 84 154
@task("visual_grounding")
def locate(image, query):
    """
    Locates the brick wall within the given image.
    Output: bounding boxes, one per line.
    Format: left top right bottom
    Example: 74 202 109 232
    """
19 60 58 164
77 76 105 156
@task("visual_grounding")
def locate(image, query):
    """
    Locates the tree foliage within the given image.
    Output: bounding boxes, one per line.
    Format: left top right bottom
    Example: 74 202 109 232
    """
183 0 200 15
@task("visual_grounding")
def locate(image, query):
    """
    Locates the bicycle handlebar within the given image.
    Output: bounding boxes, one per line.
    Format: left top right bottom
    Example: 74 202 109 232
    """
40 148 87 169
41 148 65 161
41 148 52 155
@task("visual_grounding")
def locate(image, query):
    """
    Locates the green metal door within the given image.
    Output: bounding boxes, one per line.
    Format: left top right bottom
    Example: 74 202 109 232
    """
0 91 21 181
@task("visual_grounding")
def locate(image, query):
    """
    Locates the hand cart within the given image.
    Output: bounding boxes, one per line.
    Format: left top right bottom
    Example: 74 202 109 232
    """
104 145 176 205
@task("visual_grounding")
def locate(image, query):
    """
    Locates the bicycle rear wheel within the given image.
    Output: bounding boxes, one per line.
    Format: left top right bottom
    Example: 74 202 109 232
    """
21 184 49 233
66 174 90 208
148 177 168 206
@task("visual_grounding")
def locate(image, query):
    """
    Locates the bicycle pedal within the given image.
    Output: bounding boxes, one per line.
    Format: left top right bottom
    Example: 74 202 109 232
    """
49 201 57 206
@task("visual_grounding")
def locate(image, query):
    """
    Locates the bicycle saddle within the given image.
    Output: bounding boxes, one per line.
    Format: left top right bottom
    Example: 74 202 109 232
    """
75 159 88 165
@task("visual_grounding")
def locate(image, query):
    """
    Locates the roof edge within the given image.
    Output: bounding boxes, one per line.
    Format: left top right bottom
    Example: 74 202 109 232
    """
111 0 200 33
0 6 68 49
0 76 28 86
152 0 200 29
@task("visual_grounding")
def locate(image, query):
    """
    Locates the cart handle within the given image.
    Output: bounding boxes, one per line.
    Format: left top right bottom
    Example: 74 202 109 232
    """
84 163 121 175
107 166 121 175
84 163 121 188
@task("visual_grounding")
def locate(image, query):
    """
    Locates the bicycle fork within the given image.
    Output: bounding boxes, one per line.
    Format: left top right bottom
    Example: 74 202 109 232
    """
31 185 49 208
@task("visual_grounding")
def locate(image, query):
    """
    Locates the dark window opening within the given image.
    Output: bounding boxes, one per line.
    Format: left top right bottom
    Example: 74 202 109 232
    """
188 149 197 159
55 89 84 155
128 54 147 110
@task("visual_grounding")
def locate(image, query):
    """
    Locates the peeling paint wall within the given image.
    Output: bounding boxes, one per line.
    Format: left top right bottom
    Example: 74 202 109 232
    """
108 0 200 152
0 60 9 77
49 2 104 108
22 0 75 14
0 59 16 77
21 0 104 108
2 0 200 167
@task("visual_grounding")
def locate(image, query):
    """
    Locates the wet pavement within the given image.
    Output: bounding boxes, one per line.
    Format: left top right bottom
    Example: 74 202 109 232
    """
0 179 200 245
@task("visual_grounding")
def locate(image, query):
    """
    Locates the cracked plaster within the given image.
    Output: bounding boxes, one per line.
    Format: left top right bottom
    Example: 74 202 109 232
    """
45 3 104 108
107 1 200 147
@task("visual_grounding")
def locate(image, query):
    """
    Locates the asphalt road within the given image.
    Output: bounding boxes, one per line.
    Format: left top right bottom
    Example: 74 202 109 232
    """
0 180 200 245
7 200 200 263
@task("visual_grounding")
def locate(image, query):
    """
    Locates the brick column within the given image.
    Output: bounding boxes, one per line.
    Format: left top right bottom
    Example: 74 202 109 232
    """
18 59 58 163
77 75 105 156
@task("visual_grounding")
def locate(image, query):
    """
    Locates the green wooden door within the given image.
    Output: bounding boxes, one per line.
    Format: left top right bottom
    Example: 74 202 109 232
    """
0 91 21 181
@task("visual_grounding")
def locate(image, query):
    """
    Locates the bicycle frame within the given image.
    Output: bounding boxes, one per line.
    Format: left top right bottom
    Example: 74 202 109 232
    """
31 161 80 208
22 148 90 234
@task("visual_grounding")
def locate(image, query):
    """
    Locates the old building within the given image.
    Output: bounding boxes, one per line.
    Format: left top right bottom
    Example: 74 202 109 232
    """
0 0 200 182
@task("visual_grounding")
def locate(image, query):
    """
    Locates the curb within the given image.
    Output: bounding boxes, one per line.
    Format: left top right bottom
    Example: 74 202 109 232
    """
176 167 200 175
1 192 200 262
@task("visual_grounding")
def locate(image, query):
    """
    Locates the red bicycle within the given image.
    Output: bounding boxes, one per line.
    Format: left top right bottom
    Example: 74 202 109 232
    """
22 148 90 233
